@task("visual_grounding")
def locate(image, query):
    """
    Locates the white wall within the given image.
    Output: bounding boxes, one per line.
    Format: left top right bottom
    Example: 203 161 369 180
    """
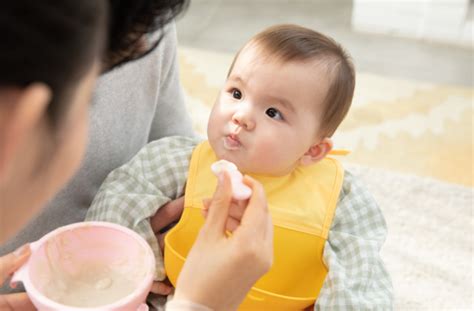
352 0 472 47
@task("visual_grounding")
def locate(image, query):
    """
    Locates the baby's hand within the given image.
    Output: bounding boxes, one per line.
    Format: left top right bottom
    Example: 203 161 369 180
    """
150 280 174 296
211 160 252 200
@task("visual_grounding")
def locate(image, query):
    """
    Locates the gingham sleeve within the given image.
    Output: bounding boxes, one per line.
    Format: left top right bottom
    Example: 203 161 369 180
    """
315 170 394 310
86 136 200 280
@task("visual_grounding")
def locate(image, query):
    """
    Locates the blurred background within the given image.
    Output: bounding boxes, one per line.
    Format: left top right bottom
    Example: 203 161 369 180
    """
175 0 473 309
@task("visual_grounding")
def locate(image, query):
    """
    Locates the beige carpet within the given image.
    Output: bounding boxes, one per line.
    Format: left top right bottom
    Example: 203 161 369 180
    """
178 46 473 310
349 164 472 310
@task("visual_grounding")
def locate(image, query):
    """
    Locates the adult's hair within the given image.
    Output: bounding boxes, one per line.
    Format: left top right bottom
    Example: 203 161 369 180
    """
105 0 189 69
0 0 108 126
230 24 355 137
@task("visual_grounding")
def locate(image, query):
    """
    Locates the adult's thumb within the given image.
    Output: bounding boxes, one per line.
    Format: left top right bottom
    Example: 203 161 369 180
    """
0 244 30 283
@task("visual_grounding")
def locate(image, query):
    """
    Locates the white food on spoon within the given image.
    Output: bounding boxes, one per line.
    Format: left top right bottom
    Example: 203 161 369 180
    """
211 160 252 200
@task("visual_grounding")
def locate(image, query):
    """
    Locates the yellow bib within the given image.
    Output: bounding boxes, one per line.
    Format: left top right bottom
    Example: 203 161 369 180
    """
165 141 344 310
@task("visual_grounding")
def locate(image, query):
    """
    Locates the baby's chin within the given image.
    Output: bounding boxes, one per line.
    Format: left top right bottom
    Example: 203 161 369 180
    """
214 152 250 174
216 155 283 176
217 153 243 170
212 143 287 175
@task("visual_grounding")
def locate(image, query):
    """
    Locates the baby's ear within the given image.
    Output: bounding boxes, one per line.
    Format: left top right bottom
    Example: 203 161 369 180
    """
299 137 333 166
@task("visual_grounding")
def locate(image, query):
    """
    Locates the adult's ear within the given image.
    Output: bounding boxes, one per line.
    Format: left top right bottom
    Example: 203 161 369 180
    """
0 83 51 180
299 137 333 166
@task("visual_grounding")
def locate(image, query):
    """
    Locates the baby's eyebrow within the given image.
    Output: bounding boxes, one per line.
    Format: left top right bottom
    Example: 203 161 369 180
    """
228 75 245 86
268 95 295 113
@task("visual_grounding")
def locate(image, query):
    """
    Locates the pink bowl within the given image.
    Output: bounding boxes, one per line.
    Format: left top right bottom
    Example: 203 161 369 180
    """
11 222 155 311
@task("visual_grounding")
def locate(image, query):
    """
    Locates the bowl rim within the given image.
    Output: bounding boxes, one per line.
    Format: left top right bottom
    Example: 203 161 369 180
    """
21 221 155 310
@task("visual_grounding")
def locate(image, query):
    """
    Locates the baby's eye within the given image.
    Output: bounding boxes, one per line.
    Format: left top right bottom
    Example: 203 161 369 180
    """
265 107 283 120
232 89 242 100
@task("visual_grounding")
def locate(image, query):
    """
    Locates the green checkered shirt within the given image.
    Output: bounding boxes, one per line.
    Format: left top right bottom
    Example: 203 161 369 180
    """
86 136 393 310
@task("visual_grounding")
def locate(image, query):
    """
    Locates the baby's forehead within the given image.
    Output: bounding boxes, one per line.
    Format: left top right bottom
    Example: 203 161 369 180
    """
230 41 333 99
231 47 329 91
232 48 330 108
235 42 284 66
235 41 329 72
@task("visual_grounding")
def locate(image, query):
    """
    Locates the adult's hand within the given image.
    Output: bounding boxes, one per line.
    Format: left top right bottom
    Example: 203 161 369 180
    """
202 198 246 233
172 171 273 311
0 244 35 310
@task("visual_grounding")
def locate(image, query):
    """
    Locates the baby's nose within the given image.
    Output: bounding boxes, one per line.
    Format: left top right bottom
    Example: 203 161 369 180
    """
232 110 255 130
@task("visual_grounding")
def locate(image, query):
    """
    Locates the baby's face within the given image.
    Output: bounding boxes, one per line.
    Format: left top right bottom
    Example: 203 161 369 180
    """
207 43 331 176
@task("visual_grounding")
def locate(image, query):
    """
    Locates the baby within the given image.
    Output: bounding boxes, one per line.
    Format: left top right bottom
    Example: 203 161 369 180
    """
87 24 392 310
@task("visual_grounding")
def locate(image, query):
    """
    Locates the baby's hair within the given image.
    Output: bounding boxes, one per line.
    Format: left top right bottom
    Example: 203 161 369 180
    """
229 24 355 137
0 0 107 128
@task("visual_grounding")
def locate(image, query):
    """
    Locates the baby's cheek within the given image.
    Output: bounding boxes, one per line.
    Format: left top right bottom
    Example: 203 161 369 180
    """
253 139 284 165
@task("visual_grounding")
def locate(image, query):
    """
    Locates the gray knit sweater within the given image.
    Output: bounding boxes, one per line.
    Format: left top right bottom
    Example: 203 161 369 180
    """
0 23 194 264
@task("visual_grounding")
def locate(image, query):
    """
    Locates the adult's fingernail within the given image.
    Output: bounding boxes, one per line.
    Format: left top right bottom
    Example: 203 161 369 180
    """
13 244 29 258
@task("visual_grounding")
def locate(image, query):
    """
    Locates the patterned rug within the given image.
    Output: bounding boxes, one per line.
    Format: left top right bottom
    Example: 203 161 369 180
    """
178 46 473 310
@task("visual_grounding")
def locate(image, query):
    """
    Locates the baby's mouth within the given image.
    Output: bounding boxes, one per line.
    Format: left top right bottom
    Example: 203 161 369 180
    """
223 134 241 150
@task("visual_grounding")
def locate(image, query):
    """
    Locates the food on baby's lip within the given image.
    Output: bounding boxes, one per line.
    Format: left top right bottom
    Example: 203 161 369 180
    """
211 160 252 200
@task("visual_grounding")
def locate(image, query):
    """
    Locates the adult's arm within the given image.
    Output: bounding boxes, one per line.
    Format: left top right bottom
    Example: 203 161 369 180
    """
148 23 195 141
